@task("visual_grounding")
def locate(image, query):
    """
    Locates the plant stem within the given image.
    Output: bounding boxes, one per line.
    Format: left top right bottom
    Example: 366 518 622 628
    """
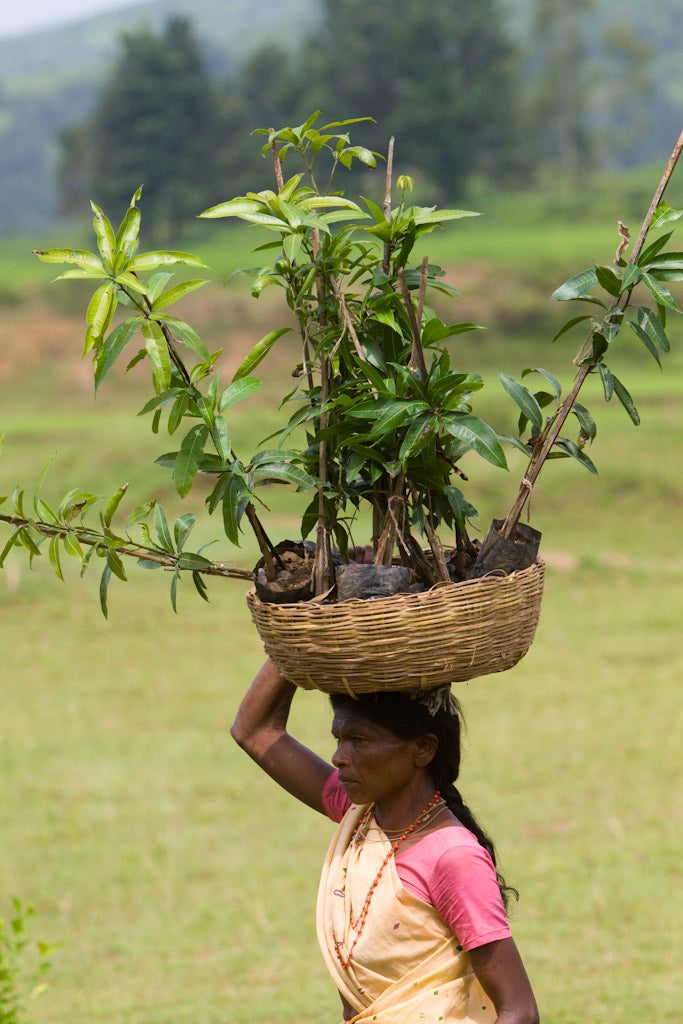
382 136 395 275
502 128 683 539
0 514 253 579
313 357 332 594
270 132 285 192
398 267 428 380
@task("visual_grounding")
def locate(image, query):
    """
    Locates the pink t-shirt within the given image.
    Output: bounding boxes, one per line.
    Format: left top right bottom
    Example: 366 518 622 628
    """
322 769 511 952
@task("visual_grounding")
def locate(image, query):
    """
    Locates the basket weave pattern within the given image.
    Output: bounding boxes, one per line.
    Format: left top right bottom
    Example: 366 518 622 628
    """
247 559 545 694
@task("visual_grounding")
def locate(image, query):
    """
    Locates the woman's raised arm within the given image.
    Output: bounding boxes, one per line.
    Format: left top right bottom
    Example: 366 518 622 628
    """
230 658 333 813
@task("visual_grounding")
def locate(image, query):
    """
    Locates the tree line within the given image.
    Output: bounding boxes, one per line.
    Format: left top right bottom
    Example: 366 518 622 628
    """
59 0 655 236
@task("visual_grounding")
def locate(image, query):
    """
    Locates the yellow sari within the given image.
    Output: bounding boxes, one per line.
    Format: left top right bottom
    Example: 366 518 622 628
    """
316 803 497 1024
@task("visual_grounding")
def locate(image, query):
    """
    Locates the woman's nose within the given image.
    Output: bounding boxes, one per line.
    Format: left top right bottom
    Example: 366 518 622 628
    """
332 742 349 767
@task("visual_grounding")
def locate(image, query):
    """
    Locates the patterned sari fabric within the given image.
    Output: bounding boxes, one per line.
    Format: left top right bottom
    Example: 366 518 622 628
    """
316 803 497 1024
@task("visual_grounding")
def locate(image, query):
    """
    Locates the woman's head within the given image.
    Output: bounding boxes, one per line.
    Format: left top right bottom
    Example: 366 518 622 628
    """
330 686 517 908
329 687 463 796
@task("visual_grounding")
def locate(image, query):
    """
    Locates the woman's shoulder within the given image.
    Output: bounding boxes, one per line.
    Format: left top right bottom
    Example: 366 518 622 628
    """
408 823 483 857
397 824 497 879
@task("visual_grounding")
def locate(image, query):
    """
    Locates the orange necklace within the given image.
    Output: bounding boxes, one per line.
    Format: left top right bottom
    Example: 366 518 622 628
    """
334 790 443 970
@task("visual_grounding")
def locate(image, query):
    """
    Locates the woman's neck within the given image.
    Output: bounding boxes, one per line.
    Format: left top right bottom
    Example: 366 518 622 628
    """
373 776 440 833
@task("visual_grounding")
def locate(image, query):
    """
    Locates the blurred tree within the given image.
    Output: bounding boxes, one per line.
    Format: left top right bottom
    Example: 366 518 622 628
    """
59 17 223 237
247 0 526 198
595 23 654 168
525 0 596 187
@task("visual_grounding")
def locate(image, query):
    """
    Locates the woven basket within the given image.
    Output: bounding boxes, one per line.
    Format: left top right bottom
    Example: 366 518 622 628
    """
246 558 544 694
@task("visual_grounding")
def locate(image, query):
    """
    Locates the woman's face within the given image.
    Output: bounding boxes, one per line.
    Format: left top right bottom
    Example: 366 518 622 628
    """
331 706 430 806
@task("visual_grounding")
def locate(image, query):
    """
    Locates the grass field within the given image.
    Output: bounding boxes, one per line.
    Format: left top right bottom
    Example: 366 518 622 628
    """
1 175 682 1023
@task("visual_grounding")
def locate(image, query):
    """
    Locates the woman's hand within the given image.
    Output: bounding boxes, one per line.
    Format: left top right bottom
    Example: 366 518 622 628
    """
468 937 539 1024
231 658 333 812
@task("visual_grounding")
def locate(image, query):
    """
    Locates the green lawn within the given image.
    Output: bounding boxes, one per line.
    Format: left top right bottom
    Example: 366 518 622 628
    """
1 178 682 1022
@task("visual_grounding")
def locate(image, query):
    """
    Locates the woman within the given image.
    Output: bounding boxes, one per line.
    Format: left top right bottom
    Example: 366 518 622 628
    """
231 658 539 1024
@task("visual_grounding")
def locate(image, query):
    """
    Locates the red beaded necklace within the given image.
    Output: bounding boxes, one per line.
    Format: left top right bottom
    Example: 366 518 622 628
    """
334 790 443 970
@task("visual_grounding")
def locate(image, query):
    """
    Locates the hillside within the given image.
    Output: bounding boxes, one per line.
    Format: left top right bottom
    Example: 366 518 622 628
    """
0 0 318 233
0 0 681 234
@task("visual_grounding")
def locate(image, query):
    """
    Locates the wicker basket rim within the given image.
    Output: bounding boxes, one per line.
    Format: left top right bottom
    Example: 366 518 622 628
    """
247 556 545 612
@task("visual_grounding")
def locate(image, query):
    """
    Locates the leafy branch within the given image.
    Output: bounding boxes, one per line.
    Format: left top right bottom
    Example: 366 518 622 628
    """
499 129 683 538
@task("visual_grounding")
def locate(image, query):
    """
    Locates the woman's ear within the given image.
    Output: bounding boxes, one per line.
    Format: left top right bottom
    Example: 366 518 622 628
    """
414 732 438 767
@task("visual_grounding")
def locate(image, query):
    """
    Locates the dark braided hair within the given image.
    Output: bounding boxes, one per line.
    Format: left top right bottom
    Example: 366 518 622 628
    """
329 689 518 911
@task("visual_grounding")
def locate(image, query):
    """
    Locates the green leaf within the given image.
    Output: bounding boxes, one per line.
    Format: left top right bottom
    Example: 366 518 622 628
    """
95 318 142 390
90 202 116 266
58 488 99 520
168 394 188 435
628 321 662 366
368 401 428 440
114 270 149 296
620 264 642 291
0 527 23 567
192 570 210 601
51 267 109 282
85 284 116 352
594 264 622 297
551 268 598 301
637 307 670 353
500 433 533 457
499 375 543 433
63 531 84 562
445 486 478 529
411 208 479 225
126 501 154 528
34 248 104 272
99 562 112 618
522 367 562 398
213 416 231 463
147 272 174 302
152 279 208 311
177 552 214 571
154 315 210 359
142 321 172 392
552 438 598 474
199 198 267 219
126 251 209 272
219 377 263 410
644 251 683 271
611 375 640 425
637 231 673 265
597 364 614 401
154 504 175 552
249 448 301 467
650 202 682 228
441 414 508 470
642 272 681 313
232 327 292 382
253 463 318 489
103 483 128 527
115 204 142 267
107 547 127 582
422 320 483 344
570 402 597 441
399 415 434 461
174 512 197 551
34 497 58 525
222 475 247 545
173 424 210 497
341 145 377 168
48 535 65 582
